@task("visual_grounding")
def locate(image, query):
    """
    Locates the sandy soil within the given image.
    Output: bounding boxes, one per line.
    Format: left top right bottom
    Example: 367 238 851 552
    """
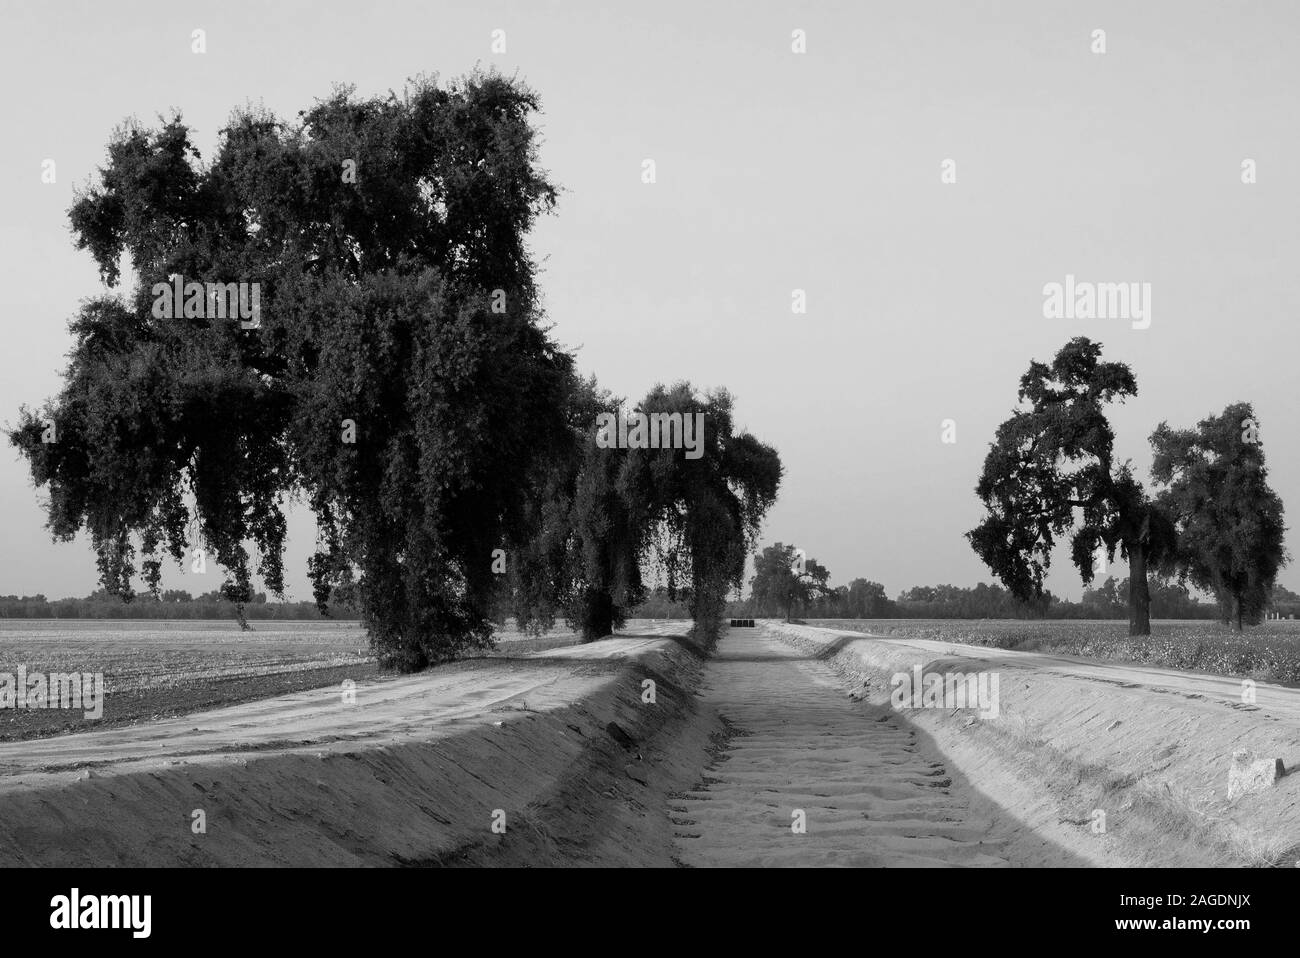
4 615 1292 867
669 626 1087 866
764 621 1300 866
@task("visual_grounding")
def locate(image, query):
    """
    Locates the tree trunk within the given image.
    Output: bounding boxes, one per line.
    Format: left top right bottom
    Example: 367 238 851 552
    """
1128 542 1151 636
581 589 615 642
1233 596 1243 632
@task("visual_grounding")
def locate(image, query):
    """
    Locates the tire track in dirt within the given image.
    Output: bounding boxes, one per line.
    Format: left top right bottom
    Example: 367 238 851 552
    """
670 626 1021 867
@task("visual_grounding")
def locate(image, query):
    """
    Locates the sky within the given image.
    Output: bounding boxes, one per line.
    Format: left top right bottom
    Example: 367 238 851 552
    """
1 0 1298 601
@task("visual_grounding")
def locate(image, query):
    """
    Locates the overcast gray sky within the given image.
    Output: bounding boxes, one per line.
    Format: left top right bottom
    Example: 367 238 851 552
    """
2 0 1297 601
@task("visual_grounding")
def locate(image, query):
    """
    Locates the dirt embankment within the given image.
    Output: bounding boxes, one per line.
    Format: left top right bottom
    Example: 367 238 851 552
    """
765 621 1300 866
8 617 1289 867
0 624 715 867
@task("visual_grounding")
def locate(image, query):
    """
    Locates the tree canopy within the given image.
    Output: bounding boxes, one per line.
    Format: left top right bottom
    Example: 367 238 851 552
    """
509 376 649 641
11 73 574 669
1150 403 1288 630
749 541 830 621
967 337 1176 635
12 73 785 665
626 385 783 639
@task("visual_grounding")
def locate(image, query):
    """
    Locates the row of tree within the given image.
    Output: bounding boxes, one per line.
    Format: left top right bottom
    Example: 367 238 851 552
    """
742 542 1294 623
967 338 1287 633
0 590 348 620
9 73 782 669
497 378 781 650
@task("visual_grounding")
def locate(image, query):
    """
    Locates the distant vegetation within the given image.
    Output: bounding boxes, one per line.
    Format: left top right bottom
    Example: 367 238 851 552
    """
9 578 1295 625
724 542 1300 623
0 589 356 620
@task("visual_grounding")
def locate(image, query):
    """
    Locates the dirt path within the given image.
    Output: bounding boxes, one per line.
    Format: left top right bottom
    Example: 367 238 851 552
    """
670 626 1077 866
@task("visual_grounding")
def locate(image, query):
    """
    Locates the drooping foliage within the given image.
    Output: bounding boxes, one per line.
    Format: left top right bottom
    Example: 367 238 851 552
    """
511 380 783 644
11 73 573 668
509 376 648 641
625 383 783 642
1150 403 1288 630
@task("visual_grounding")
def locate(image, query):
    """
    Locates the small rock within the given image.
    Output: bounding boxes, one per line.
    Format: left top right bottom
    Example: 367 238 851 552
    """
624 764 648 786
1227 750 1285 800
1105 720 1122 732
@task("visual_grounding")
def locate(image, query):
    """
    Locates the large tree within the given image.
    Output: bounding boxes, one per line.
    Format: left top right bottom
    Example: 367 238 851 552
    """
510 380 782 643
1150 403 1288 630
625 384 782 641
509 376 648 641
967 337 1176 635
749 542 831 621
10 73 574 670
844 578 895 618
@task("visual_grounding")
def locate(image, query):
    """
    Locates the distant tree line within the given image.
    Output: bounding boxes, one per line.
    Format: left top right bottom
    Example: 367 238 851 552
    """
9 576 1294 624
0 588 359 620
728 542 1297 623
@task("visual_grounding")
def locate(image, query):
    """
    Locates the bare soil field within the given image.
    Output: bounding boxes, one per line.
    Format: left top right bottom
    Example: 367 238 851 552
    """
0 619 586 741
